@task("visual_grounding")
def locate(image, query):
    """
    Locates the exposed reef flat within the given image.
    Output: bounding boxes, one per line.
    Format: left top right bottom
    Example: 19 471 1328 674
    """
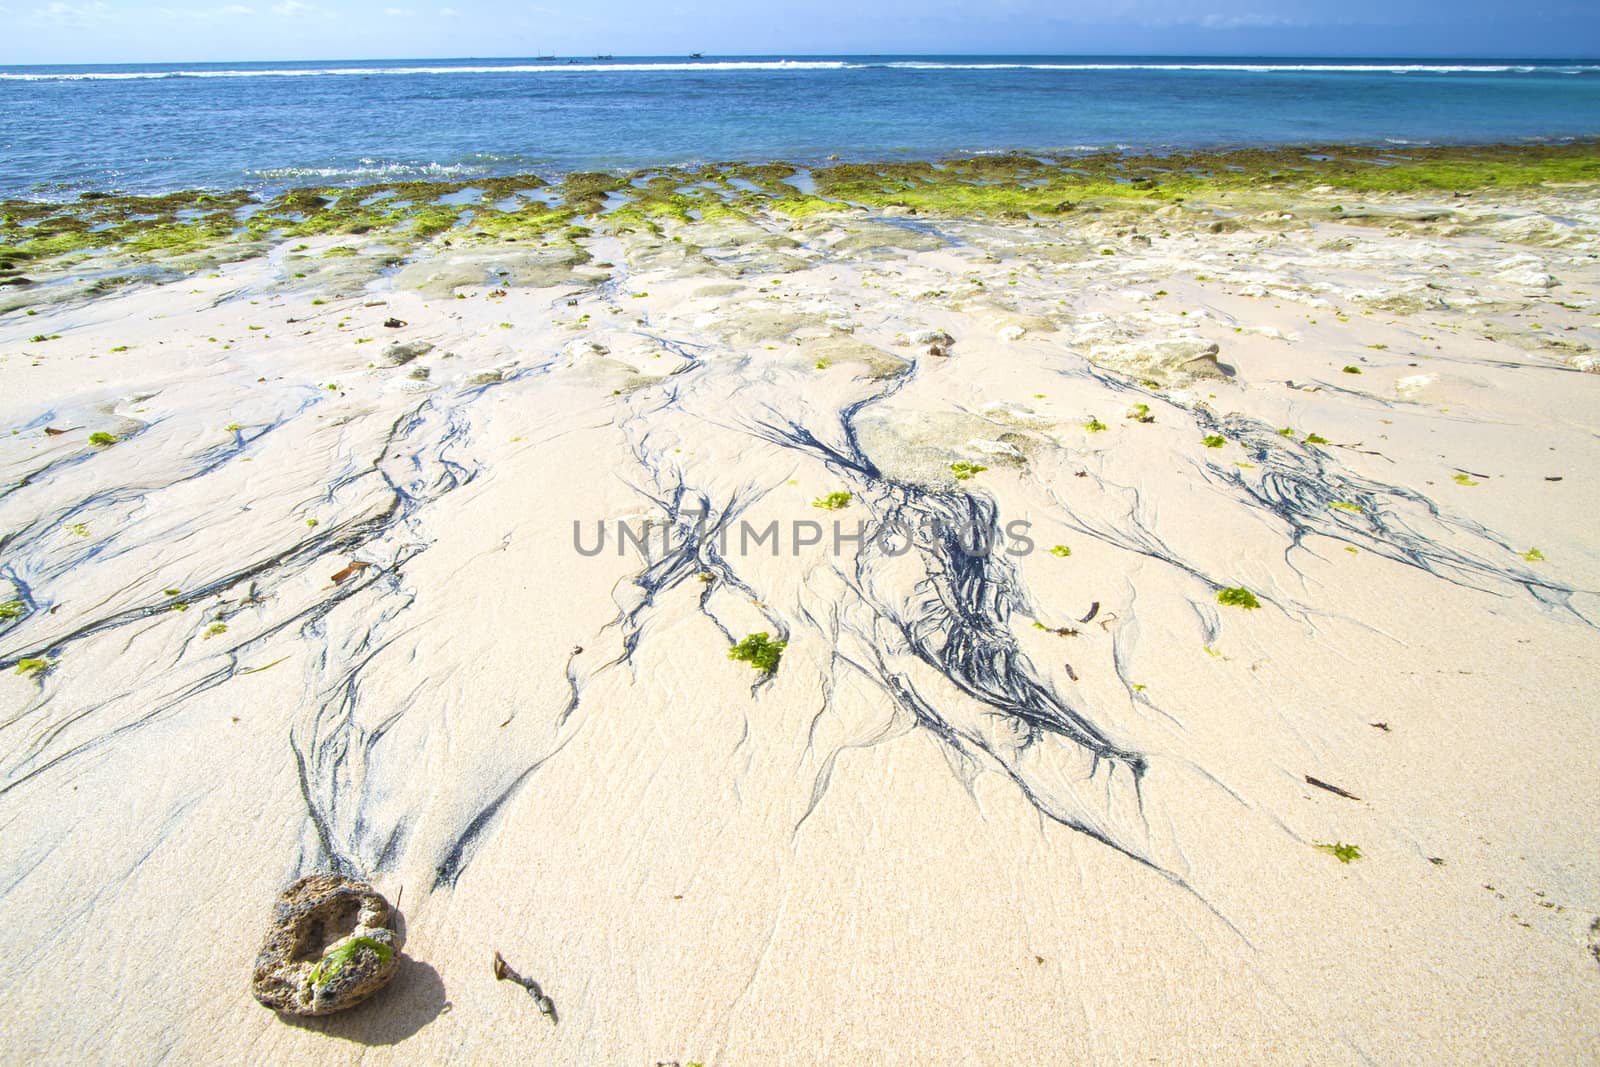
2 144 1599 1064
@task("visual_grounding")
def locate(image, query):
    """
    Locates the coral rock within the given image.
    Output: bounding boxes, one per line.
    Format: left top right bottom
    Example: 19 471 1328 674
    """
251 874 402 1017
383 340 434 366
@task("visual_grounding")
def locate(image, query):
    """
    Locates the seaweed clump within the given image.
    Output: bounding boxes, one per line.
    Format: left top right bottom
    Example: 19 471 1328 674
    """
1315 842 1362 863
950 461 987 481
1216 586 1261 609
812 491 853 510
729 632 786 673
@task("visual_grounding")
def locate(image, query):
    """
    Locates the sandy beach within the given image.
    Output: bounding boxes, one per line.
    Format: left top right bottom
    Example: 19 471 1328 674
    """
2 147 1599 1063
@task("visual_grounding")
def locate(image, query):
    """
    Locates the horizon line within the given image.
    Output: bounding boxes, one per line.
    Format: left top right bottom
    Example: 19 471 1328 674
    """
6 51 1600 68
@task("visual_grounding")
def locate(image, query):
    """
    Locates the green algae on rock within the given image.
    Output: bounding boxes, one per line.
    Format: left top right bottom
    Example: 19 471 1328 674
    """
251 874 402 1017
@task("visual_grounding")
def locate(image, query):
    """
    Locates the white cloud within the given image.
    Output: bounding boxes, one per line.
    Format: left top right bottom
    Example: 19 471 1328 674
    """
28 0 112 25
1197 12 1305 29
270 0 309 13
437 5 458 14
383 5 412 13
154 3 254 18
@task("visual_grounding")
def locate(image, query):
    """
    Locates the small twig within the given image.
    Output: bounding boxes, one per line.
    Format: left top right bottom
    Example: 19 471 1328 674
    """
1305 775 1361 801
492 950 558 1024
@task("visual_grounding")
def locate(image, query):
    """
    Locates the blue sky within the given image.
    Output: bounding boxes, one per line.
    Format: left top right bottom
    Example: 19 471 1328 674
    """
3 0 1597 64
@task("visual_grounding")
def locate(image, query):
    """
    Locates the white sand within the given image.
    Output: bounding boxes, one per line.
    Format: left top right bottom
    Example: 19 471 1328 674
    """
2 184 1599 1064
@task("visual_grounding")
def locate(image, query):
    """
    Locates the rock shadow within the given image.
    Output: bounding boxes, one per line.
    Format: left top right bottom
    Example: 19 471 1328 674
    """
281 955 448 1045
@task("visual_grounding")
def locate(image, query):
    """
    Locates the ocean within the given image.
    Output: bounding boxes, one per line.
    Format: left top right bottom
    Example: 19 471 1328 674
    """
1 55 1597 197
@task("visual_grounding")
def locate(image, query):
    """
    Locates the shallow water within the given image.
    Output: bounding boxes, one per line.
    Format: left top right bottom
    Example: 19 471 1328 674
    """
2 54 1598 196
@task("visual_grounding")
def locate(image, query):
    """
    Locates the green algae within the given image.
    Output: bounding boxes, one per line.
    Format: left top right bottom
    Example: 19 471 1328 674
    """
1328 501 1364 513
1049 544 1072 557
6 142 1596 297
1315 842 1362 864
1084 417 1108 433
1453 473 1479 486
309 936 393 989
1305 433 1330 445
812 491 852 510
1216 586 1260 609
0 599 23 621
950 461 987 481
1522 547 1545 562
1202 434 1226 448
729 632 785 673
15 657 50 677
1342 365 1362 374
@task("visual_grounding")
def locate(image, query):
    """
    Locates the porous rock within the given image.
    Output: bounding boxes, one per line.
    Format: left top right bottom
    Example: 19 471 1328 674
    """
383 341 434 366
251 874 402 1017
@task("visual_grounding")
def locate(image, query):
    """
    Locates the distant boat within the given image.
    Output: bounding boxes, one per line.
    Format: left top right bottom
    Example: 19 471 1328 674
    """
593 54 613 60
690 52 703 59
535 55 556 60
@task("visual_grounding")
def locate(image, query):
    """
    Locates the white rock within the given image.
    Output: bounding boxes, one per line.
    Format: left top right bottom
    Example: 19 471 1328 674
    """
1495 267 1558 289
997 325 1027 342
1396 374 1435 397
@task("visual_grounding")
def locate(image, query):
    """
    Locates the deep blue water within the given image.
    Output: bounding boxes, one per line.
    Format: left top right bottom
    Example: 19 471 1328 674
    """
1 55 1598 197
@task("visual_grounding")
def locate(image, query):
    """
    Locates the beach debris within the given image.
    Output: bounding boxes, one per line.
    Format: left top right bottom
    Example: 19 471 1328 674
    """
330 560 373 584
383 317 406 328
1078 601 1100 624
239 655 291 676
492 951 558 1024
1305 775 1361 801
251 874 401 1017
1062 662 1078 681
1370 721 1391 732
1033 621 1079 637
911 328 952 347
43 426 66 436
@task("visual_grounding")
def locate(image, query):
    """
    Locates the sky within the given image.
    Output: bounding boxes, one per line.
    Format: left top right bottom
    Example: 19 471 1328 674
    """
2 0 1597 65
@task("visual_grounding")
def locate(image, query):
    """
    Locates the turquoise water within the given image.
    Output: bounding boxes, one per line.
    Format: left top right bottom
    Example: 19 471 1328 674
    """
1 55 1597 197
